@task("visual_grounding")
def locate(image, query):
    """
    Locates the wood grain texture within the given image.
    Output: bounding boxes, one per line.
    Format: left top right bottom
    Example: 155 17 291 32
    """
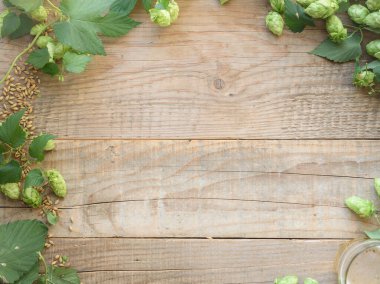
1 140 378 238
45 238 344 284
1 1 380 139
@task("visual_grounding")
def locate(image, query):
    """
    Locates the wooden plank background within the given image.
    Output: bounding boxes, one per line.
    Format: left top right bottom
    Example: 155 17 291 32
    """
1 0 380 283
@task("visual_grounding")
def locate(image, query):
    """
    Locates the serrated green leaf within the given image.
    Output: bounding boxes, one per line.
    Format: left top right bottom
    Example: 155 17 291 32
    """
363 60 380 70
24 169 45 189
63 52 92 73
0 160 21 184
96 12 140 37
142 0 153 11
8 0 43 12
111 0 138 14
46 210 59 225
365 229 380 239
337 0 350 13
41 63 60 76
311 33 362 63
1 12 20 38
40 266 80 284
9 13 34 39
15 262 39 284
29 134 56 162
0 220 48 283
54 22 105 55
27 48 50 69
284 0 315 33
0 110 26 148
373 66 380 82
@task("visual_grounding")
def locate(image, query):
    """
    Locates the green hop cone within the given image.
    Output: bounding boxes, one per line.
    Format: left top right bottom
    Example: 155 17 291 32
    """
30 6 48 22
374 178 380 198
296 0 317 7
354 71 375 87
22 187 42 208
149 9 171 27
345 196 376 218
304 278 319 284
0 183 20 200
326 15 347 43
366 0 380 11
364 11 380 28
348 4 369 24
270 0 285 13
44 140 55 151
46 169 67 198
30 23 47 36
305 0 339 19
168 0 179 23
274 275 298 284
366 40 380 59
266 11 284 36
36 35 54 48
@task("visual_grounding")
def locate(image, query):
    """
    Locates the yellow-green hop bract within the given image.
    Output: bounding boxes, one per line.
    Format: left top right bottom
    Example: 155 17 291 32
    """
364 11 380 28
305 0 339 19
36 35 54 48
354 71 375 87
168 0 179 23
326 15 347 43
304 278 319 284
0 10 9 33
30 6 48 22
30 23 47 36
366 40 380 59
266 11 284 36
274 275 298 284
374 178 380 198
149 9 171 27
22 187 42 208
44 140 56 151
366 0 380 11
296 0 317 7
345 196 376 218
270 0 285 13
46 169 67 198
348 4 369 24
0 183 20 200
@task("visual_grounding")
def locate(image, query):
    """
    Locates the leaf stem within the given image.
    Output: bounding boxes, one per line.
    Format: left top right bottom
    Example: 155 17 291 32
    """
38 251 49 284
0 28 47 85
46 0 61 15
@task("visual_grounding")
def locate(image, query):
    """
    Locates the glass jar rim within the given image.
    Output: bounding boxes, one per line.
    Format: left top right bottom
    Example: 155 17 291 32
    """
337 239 380 284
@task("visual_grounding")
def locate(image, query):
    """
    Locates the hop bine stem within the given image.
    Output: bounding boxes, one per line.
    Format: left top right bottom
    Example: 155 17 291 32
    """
46 0 61 15
38 251 49 284
0 27 47 85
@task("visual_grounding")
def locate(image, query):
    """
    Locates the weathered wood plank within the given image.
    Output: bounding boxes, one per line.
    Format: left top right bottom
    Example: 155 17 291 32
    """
1 140 378 238
1 1 379 139
45 238 344 284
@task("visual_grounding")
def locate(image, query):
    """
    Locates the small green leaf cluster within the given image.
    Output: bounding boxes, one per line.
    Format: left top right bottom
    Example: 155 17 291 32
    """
345 178 380 240
274 275 319 284
0 0 141 82
0 219 80 284
149 0 179 27
0 110 67 213
265 0 380 95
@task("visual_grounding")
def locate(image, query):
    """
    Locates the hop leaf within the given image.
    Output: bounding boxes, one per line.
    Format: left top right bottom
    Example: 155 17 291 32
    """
0 110 26 148
63 52 92 74
29 134 56 161
24 169 45 189
7 0 43 12
284 0 315 33
0 220 48 283
27 48 50 69
365 228 380 240
39 265 80 284
0 160 22 185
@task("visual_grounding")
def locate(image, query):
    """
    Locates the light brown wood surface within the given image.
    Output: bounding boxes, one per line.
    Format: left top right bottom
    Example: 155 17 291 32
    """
1 0 380 283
